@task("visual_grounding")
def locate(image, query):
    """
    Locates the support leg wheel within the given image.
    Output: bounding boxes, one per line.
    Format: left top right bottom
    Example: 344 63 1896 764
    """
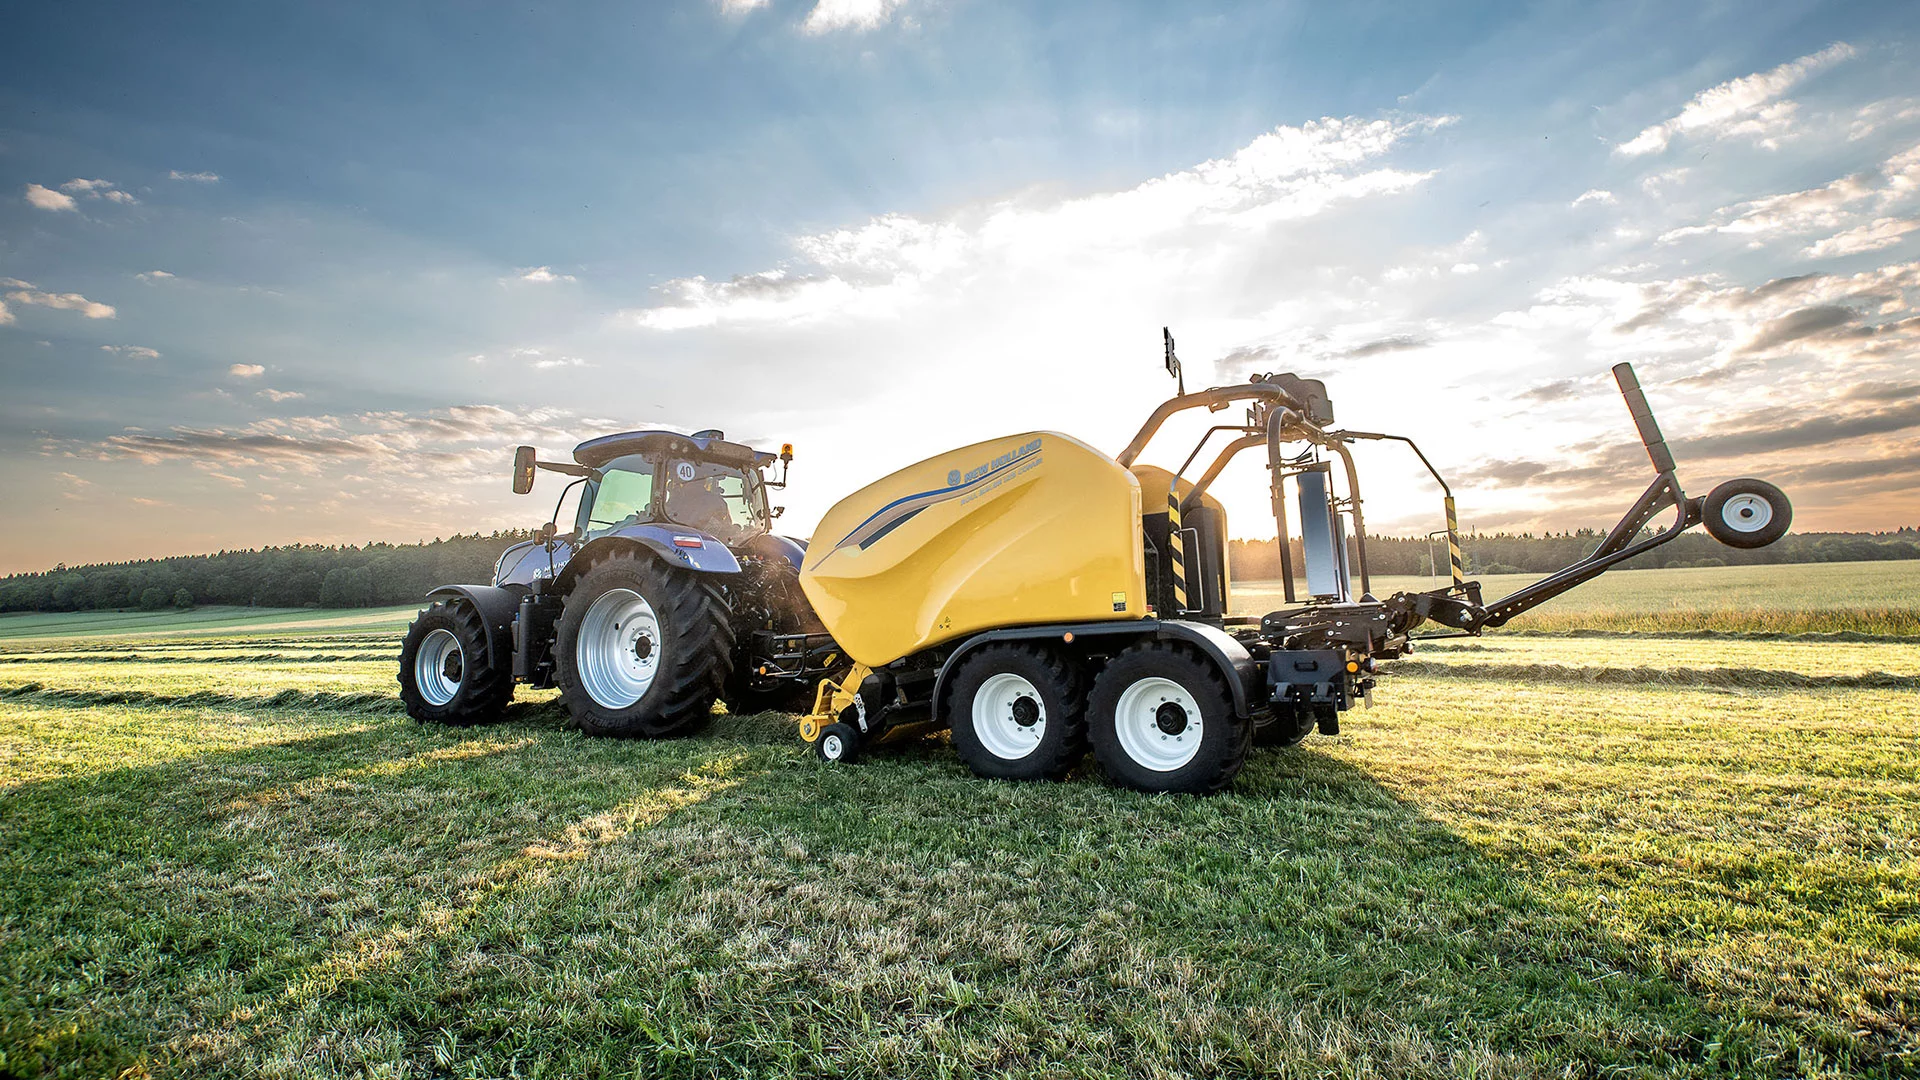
815 722 861 764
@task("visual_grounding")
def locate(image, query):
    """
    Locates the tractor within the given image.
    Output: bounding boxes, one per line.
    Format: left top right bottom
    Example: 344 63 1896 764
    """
398 429 842 735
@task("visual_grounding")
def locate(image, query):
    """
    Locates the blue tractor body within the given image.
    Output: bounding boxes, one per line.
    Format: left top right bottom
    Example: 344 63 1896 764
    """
400 428 839 735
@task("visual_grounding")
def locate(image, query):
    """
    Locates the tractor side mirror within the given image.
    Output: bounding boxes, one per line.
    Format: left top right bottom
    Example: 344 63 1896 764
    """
772 506 785 519
512 445 537 495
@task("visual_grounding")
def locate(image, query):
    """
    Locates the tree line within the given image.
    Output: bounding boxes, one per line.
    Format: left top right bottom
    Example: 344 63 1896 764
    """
0 532 534 613
1227 528 1920 581
2 527 1915 614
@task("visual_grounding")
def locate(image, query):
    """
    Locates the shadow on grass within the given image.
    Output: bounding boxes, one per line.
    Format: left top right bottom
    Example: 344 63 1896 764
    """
0 703 1879 1078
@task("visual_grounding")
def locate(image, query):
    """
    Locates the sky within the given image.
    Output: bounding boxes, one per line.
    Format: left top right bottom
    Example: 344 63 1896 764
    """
2 0 1918 575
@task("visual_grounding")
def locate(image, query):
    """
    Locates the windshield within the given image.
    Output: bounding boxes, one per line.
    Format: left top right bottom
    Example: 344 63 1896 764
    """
580 455 656 537
662 458 768 543
576 453 769 543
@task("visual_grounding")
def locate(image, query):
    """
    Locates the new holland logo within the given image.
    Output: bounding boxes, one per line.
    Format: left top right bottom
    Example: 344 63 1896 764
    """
947 469 962 486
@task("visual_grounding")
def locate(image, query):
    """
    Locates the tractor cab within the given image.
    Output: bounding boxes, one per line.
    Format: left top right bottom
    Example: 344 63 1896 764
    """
512 429 792 548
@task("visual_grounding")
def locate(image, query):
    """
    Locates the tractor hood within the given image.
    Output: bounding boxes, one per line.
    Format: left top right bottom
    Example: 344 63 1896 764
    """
573 430 776 469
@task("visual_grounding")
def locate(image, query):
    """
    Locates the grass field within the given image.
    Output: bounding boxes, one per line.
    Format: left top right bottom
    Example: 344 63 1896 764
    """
2 562 1918 1078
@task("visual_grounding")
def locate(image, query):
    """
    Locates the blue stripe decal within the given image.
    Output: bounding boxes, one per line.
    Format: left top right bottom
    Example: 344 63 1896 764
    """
831 439 1043 552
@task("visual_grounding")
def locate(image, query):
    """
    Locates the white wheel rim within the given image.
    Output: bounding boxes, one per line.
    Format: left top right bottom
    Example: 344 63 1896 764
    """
972 672 1047 760
577 588 663 709
821 733 845 760
1721 493 1772 533
1114 676 1203 772
414 628 463 707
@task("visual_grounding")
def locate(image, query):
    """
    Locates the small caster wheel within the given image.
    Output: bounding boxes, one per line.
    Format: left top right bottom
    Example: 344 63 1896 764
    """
1703 478 1792 549
815 722 861 763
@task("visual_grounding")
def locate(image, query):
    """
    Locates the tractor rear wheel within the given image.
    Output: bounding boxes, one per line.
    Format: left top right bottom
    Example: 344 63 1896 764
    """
555 551 734 737
398 600 513 725
1088 642 1248 794
947 643 1086 781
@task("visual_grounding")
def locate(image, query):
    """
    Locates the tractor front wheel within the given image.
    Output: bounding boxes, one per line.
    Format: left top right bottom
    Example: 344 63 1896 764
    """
398 600 513 725
1088 642 1248 794
555 551 734 737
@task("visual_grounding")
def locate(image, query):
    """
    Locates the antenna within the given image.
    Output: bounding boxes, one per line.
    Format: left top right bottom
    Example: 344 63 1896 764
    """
1163 326 1184 396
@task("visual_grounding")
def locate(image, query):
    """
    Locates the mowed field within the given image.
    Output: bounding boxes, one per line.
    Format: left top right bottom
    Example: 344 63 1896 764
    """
2 562 1917 1078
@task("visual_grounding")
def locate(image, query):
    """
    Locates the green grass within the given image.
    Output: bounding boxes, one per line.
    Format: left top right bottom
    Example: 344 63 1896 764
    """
0 605 420 645
2 564 1918 1078
1233 560 1920 635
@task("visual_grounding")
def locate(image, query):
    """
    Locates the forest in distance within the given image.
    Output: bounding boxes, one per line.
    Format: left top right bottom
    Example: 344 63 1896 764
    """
2 527 1917 614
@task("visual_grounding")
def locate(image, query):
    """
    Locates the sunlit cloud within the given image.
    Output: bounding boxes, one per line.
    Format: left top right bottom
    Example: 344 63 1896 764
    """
803 0 907 34
1617 42 1856 156
24 183 76 211
4 283 115 318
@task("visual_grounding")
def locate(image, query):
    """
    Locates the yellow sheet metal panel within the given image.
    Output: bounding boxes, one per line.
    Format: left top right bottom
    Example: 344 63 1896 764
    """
800 431 1147 667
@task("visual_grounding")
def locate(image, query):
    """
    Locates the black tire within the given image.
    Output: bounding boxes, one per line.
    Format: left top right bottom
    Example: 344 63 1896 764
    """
1088 642 1249 795
1253 704 1312 749
554 550 734 737
947 643 1086 781
1702 478 1792 549
815 722 861 763
397 600 513 725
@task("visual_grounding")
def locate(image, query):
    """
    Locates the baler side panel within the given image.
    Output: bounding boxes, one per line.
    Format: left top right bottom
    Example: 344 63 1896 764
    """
799 431 1148 667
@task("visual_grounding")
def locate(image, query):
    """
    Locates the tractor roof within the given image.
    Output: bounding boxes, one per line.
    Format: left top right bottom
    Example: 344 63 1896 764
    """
572 429 776 469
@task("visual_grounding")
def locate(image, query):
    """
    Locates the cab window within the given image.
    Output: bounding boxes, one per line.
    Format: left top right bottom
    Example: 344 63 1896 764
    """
583 455 655 536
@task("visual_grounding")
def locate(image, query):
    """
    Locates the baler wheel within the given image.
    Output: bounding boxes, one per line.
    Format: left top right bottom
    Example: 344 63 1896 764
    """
1088 642 1249 795
397 600 513 726
555 550 734 738
1253 705 1312 749
947 644 1087 781
1702 478 1792 549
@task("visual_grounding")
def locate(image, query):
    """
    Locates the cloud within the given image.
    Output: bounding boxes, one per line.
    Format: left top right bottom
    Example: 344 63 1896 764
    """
1658 139 1920 246
169 170 221 182
1735 304 1858 353
59 178 136 204
1570 189 1617 207
256 389 305 402
228 363 265 377
625 114 1448 330
531 356 586 369
1803 217 1920 258
100 345 161 360
1344 335 1429 358
1618 42 1856 156
716 0 767 13
24 184 76 212
4 286 115 319
137 270 175 282
514 266 576 283
803 0 906 33
90 405 590 494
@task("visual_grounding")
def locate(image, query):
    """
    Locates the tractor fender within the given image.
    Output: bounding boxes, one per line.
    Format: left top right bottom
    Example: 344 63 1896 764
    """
556 526 742 592
493 538 578 588
930 618 1255 722
425 584 522 672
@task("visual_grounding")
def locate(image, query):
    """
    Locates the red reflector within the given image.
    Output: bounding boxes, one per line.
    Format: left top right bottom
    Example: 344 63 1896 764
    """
673 536 704 548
